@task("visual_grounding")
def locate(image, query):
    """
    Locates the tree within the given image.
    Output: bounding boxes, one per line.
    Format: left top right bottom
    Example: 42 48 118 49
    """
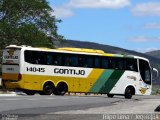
0 0 62 49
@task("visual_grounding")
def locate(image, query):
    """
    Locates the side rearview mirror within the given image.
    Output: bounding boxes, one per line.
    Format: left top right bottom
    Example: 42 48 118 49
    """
152 68 159 77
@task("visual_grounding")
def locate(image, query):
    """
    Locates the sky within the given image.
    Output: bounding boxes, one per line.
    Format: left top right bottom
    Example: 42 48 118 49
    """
49 0 160 53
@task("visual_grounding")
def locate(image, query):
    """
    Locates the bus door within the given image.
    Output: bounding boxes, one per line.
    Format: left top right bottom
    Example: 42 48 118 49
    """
2 48 21 81
138 59 151 95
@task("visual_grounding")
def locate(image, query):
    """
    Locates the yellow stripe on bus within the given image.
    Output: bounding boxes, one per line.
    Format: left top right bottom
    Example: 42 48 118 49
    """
2 73 19 80
21 69 104 92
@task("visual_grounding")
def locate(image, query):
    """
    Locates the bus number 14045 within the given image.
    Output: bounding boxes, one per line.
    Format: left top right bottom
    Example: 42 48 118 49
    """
26 67 45 72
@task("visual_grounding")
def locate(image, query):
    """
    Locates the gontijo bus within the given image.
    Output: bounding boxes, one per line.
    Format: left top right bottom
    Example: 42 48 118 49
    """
2 45 158 99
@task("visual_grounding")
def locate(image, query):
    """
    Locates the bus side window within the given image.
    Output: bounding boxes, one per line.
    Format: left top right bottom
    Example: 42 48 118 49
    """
46 54 53 65
53 59 58 65
52 55 58 65
64 55 78 67
71 56 78 67
101 57 109 69
109 58 117 69
64 56 72 66
78 56 93 68
86 56 93 68
36 52 45 65
54 55 62 66
25 51 33 63
117 58 124 70
28 51 45 65
95 57 101 68
25 50 38 64
125 59 138 72
79 56 86 67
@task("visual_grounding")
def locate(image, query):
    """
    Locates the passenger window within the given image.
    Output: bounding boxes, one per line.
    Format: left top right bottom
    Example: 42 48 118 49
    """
64 55 78 67
86 57 93 68
25 51 32 63
45 53 62 66
109 58 117 69
25 50 45 65
46 54 53 65
95 57 101 68
101 57 109 69
71 56 78 67
79 56 86 67
117 58 124 70
78 56 93 68
53 54 62 66
36 52 45 64
125 59 138 72
64 56 71 66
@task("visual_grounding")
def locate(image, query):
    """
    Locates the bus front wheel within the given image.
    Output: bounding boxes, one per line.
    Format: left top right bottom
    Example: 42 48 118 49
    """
124 87 133 99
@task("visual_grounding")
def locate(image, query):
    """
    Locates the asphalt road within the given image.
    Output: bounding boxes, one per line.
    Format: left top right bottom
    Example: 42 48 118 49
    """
0 95 160 120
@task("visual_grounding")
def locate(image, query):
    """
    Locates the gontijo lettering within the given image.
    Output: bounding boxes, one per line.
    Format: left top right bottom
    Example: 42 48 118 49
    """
4 56 18 59
54 68 85 75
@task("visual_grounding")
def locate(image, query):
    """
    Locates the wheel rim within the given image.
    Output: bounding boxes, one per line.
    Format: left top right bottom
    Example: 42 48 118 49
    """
128 90 132 96
58 85 65 93
125 88 132 99
44 84 53 95
57 84 67 95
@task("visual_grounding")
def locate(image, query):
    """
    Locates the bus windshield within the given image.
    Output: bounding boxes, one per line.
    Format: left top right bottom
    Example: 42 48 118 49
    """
139 59 151 85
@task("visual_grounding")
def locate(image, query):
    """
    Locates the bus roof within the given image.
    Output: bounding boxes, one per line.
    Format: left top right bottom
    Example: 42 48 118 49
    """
5 45 149 61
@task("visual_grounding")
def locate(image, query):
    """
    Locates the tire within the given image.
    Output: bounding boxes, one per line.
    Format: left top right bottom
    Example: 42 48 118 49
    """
52 88 58 95
56 83 68 95
38 91 45 95
42 83 54 95
25 90 36 95
107 94 114 98
124 88 132 99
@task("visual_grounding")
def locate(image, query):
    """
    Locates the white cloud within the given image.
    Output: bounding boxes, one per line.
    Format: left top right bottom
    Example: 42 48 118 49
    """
52 0 130 18
136 48 159 53
132 2 160 16
53 7 74 18
128 36 160 42
144 23 160 29
67 0 130 9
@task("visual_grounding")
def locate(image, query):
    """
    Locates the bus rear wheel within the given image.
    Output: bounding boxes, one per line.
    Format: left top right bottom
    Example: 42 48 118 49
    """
42 82 54 95
25 90 36 95
56 83 68 95
107 94 114 98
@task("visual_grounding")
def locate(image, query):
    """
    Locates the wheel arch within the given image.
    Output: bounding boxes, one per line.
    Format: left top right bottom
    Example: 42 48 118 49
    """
42 80 55 90
56 80 69 88
124 85 136 95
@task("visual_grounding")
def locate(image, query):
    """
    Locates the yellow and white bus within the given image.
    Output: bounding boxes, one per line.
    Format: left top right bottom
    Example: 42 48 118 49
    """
2 45 158 98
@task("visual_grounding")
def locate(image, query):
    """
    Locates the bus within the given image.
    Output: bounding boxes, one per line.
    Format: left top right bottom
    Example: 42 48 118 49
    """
2 45 158 99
